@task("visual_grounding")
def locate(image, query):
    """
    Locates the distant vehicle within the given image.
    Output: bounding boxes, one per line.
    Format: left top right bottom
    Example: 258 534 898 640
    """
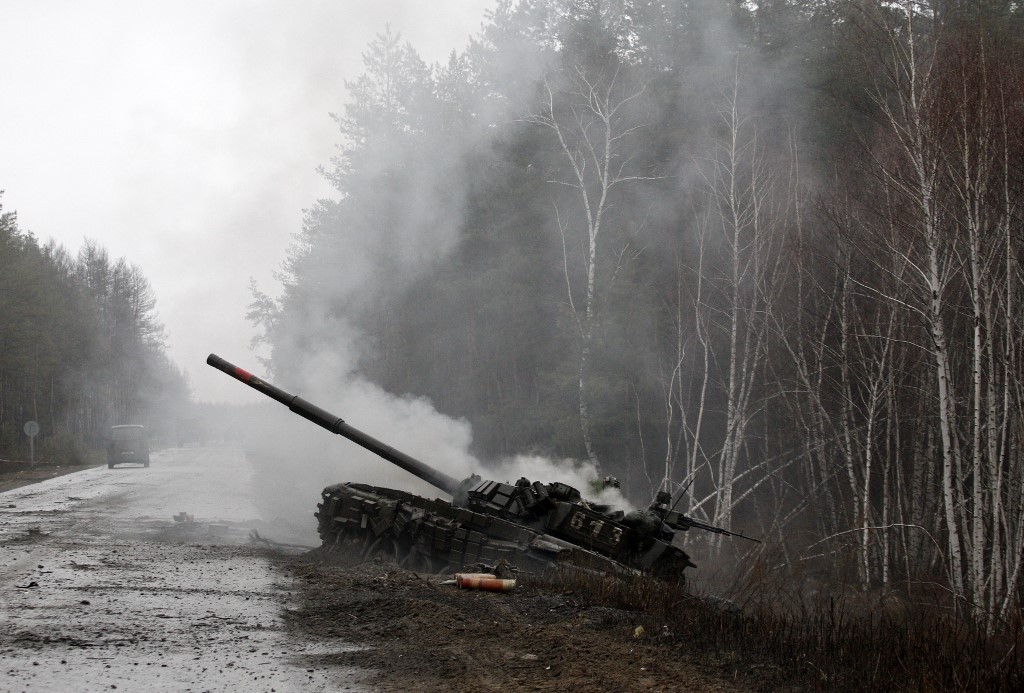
107 425 150 469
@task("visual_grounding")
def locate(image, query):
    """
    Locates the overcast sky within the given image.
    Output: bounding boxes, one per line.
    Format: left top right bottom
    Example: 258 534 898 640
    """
0 0 495 403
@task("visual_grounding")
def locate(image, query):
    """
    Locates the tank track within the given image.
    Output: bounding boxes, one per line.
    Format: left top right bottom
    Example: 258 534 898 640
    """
315 482 638 575
315 481 692 577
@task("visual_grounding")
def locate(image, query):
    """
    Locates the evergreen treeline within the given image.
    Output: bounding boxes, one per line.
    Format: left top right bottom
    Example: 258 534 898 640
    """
0 194 189 462
251 1 1024 625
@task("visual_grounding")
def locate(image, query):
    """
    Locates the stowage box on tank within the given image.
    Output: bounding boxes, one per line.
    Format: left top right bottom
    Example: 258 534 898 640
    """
207 354 757 578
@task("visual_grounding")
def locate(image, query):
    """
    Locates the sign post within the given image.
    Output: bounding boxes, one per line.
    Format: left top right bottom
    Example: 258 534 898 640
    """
24 421 39 463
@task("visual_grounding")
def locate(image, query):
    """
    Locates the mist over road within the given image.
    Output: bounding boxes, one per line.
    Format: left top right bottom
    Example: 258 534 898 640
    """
0 447 369 692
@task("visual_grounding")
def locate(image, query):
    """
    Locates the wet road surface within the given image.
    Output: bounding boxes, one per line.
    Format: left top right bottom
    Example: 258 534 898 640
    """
0 447 370 692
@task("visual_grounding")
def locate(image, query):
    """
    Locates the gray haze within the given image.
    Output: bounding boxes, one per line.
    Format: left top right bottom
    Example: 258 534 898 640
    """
226 1 665 525
0 0 494 402
0 0 631 527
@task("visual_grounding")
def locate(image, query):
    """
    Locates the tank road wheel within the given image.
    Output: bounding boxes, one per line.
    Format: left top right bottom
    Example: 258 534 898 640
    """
360 534 410 565
399 548 445 574
361 535 382 558
326 529 348 553
394 541 413 565
397 549 417 571
386 536 411 563
357 530 376 557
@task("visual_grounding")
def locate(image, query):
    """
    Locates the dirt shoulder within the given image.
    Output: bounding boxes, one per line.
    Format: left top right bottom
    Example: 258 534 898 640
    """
274 551 753 693
0 460 100 493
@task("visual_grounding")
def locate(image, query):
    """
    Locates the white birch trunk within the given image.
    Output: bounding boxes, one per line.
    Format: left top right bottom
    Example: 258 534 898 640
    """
528 68 652 471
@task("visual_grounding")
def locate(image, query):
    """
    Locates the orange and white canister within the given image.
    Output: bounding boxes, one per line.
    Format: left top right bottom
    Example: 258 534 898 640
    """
455 572 516 592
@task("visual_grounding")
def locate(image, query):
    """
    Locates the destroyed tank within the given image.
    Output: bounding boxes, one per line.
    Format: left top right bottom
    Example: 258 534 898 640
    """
208 354 756 578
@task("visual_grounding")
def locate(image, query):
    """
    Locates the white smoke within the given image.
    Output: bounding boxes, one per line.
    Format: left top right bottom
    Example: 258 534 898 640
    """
488 454 634 512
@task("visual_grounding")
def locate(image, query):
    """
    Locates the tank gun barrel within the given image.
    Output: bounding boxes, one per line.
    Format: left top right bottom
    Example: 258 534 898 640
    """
206 354 463 496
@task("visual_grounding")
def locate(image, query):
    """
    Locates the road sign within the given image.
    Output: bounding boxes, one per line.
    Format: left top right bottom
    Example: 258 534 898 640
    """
24 421 39 463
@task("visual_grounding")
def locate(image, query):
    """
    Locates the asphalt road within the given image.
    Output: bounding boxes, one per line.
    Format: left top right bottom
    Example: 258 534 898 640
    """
0 446 370 692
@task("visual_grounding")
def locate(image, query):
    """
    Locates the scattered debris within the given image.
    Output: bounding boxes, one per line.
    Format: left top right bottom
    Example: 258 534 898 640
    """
473 558 517 579
247 529 316 552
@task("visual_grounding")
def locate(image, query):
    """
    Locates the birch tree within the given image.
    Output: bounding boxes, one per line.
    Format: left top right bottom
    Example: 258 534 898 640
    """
689 60 784 536
525 59 654 470
858 1 967 597
851 2 1024 621
938 25 1024 629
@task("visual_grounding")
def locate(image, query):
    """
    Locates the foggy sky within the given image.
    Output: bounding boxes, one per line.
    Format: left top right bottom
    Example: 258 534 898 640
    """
0 0 495 402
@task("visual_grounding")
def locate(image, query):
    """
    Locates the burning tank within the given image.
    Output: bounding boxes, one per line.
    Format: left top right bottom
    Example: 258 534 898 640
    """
207 354 757 578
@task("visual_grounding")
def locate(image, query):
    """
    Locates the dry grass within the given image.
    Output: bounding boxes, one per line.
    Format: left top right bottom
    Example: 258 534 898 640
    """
535 560 1023 692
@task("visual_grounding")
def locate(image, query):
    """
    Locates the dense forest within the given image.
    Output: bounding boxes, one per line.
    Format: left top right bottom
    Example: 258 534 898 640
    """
0 195 190 461
249 0 1023 627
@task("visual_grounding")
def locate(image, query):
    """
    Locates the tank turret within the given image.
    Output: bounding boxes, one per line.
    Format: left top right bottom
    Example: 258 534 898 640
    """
208 354 757 578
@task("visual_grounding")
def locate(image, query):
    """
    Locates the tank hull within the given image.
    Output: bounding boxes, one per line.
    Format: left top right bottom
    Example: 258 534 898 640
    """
316 482 694 579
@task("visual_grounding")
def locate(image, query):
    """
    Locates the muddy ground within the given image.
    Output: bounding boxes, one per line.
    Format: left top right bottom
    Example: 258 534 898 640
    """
274 550 755 693
1 456 758 692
